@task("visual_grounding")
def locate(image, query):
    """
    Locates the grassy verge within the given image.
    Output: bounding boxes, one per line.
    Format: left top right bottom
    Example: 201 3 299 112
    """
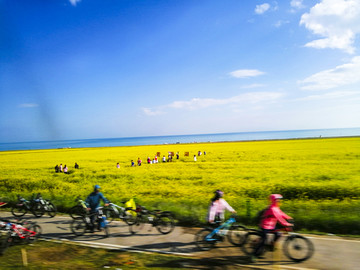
0 240 249 270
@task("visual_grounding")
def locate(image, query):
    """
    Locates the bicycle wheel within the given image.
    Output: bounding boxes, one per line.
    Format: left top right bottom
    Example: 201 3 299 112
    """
156 213 175 234
26 224 42 242
70 217 87 236
0 232 12 255
69 205 87 219
228 224 247 246
11 205 27 217
241 231 263 256
283 235 314 262
195 228 218 251
103 226 110 238
129 216 146 234
32 202 45 218
123 209 138 225
46 202 57 217
103 208 116 224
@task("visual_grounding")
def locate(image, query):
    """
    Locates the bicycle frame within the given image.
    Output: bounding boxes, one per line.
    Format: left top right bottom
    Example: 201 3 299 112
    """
0 221 37 240
204 217 237 241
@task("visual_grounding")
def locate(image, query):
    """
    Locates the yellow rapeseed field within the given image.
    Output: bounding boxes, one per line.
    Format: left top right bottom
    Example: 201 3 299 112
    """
1 137 359 234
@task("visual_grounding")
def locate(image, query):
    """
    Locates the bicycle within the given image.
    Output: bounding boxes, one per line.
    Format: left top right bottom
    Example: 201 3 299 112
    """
70 207 109 237
69 196 89 219
11 195 45 218
129 205 175 235
194 215 248 251
241 225 314 262
35 193 57 217
103 201 137 225
0 218 42 255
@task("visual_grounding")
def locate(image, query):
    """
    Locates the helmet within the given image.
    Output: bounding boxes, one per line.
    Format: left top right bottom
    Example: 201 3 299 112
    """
270 194 283 204
215 189 224 197
94 185 101 190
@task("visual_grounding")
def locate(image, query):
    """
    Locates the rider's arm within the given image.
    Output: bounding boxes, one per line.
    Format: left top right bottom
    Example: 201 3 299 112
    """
273 207 293 227
99 193 109 206
220 199 236 213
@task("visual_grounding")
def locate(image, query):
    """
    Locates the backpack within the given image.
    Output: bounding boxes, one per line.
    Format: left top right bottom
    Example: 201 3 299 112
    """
255 206 270 224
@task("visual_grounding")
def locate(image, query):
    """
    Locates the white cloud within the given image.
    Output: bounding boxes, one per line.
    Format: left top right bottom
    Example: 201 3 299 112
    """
142 108 164 116
291 0 305 9
229 69 265 78
300 0 360 54
69 0 81 6
143 92 283 115
18 103 39 108
298 90 360 101
274 20 290 28
255 3 271 14
299 56 360 90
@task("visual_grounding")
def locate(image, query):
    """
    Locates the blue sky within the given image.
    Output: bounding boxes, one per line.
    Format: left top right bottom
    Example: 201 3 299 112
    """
1 0 360 143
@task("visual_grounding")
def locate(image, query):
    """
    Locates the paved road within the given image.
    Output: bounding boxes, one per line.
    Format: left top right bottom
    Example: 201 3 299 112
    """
1 212 359 270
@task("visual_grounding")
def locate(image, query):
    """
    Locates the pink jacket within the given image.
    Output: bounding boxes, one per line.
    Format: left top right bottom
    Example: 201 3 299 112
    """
260 194 292 229
208 198 235 221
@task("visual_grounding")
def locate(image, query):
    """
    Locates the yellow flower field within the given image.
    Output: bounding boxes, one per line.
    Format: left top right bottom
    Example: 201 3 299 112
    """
1 137 359 234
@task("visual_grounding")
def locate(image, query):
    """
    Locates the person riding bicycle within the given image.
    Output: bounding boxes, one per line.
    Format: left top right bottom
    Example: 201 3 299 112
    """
85 185 109 231
208 189 236 226
253 194 293 259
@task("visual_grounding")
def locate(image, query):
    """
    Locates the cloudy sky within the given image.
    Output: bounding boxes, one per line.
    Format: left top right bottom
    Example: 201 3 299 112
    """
1 0 360 143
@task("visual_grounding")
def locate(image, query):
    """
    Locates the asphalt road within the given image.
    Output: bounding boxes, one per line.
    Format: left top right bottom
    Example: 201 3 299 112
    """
1 212 359 270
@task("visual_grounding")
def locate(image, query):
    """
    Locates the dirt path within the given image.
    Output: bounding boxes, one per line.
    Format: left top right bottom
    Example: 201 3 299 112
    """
1 212 359 270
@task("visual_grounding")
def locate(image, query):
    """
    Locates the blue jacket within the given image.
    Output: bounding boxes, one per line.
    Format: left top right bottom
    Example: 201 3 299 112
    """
85 192 108 211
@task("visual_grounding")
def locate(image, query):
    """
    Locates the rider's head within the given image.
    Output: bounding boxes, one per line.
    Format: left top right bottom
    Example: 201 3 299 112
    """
270 194 283 206
94 185 101 193
214 189 224 199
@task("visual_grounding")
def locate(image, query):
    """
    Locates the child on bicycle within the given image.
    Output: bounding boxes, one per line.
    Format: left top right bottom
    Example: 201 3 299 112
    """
207 190 236 226
254 194 293 259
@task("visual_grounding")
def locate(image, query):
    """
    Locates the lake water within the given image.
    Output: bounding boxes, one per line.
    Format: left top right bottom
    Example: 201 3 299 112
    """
1 127 359 151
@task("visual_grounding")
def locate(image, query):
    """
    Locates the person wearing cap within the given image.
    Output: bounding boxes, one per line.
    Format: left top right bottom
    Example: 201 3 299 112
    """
253 194 293 260
85 185 109 231
207 189 236 224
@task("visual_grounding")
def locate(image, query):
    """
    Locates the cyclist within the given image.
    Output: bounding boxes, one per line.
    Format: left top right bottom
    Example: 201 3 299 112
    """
253 194 293 260
208 189 236 226
85 185 109 231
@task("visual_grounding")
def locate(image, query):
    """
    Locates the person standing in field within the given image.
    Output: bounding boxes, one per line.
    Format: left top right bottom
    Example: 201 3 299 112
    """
75 162 79 169
59 164 63 172
116 163 120 169
137 158 142 166
55 164 59 173
63 165 68 174
193 155 197 162
131 160 135 167
208 190 236 225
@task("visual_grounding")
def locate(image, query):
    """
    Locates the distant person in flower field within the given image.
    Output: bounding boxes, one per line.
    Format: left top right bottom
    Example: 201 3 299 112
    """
131 160 135 167
59 164 63 172
74 162 79 169
208 189 236 225
137 158 142 166
193 155 197 162
116 162 120 169
63 165 68 174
